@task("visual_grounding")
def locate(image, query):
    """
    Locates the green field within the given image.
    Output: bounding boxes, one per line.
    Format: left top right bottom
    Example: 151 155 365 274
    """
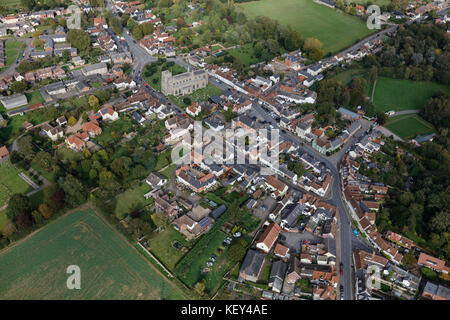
373 77 450 112
114 183 153 219
0 208 186 299
385 114 435 140
0 161 32 207
238 0 373 53
148 227 192 271
228 44 259 68
0 0 23 7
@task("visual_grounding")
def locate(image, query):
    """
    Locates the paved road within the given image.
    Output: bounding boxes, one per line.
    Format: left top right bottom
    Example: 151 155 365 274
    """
250 102 372 300
388 109 419 116
103 1 450 299
376 125 404 142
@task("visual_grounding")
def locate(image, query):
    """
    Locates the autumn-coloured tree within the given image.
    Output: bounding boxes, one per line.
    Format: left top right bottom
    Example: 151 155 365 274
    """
68 116 77 126
89 95 100 110
38 203 53 219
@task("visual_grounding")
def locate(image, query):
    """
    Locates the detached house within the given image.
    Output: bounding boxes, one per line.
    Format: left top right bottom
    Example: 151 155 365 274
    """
82 121 102 137
146 172 168 189
66 134 87 151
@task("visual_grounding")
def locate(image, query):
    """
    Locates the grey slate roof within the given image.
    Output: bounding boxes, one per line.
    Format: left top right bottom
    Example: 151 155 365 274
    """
240 249 266 278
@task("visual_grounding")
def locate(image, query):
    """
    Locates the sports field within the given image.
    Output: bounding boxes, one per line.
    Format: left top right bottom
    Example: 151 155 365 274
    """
385 114 435 140
237 0 373 53
0 208 186 299
373 77 450 112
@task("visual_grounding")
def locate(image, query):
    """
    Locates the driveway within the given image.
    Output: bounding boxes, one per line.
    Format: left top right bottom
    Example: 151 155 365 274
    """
280 231 323 254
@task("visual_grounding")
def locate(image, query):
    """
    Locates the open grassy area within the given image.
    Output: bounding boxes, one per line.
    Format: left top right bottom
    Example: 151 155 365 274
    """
155 149 172 171
1 40 24 71
373 77 450 112
174 227 231 293
148 226 192 271
114 183 153 219
25 90 45 106
0 208 186 299
238 0 373 53
0 209 10 232
227 44 259 68
332 68 367 85
385 114 435 140
160 164 176 181
169 83 222 109
0 0 23 7
0 161 33 207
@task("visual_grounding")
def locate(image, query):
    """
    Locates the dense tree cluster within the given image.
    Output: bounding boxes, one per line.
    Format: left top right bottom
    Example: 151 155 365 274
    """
368 23 450 84
371 137 450 261
420 92 450 133
165 0 304 62
67 29 92 52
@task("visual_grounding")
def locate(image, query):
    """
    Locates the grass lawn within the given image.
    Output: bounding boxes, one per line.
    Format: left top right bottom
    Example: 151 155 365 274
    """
238 0 373 53
160 164 176 181
143 63 186 92
2 117 36 144
169 84 222 109
0 161 33 207
175 228 231 293
155 149 172 171
25 90 45 106
148 226 192 271
0 209 10 232
228 44 259 68
56 147 84 162
0 0 23 7
385 114 435 140
332 68 367 86
114 183 153 219
0 208 186 299
373 77 450 112
1 40 24 71
260 262 272 284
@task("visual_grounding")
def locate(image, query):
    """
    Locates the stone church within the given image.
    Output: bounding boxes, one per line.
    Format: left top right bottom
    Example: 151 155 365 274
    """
161 68 208 96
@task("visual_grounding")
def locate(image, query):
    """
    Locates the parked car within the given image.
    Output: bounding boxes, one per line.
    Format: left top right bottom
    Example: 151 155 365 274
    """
206 261 213 267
